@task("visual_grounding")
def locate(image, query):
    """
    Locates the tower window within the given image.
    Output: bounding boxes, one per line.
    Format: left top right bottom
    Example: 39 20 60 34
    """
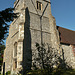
37 1 42 10
13 59 17 70
14 42 17 57
13 42 17 70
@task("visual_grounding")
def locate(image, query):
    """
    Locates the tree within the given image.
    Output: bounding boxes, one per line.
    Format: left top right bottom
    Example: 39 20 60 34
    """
32 43 71 75
0 45 5 71
0 8 17 44
33 43 59 70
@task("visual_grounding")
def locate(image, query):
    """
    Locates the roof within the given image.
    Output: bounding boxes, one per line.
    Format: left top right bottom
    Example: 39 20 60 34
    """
57 26 75 45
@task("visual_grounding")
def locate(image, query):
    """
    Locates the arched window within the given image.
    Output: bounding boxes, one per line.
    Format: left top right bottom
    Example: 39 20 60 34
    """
14 42 17 57
13 42 17 70
13 59 17 70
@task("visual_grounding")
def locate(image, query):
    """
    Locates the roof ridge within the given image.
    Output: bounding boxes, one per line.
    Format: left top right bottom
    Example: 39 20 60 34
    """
57 26 75 32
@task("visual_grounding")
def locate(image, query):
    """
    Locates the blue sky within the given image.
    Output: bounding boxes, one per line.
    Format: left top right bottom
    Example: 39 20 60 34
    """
0 0 15 10
51 0 75 31
0 0 75 31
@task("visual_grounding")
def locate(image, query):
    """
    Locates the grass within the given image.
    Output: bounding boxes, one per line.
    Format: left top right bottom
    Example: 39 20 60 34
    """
52 69 75 75
1 69 75 75
26 69 75 75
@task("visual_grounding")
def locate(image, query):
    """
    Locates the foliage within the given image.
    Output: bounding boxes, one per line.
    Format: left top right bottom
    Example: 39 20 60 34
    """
0 45 5 54
6 71 11 75
5 71 11 75
26 69 75 75
31 43 72 75
0 71 11 75
52 68 75 75
1 69 75 75
0 45 5 71
33 43 62 70
26 69 49 75
0 45 5 59
0 8 17 44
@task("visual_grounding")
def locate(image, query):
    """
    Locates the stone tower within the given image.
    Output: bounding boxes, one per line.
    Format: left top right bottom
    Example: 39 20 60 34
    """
3 0 59 74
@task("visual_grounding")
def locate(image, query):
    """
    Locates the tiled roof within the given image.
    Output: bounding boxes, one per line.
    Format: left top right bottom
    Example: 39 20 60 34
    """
57 26 75 45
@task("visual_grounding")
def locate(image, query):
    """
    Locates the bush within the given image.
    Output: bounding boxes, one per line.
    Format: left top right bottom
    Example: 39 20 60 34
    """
26 69 49 75
6 71 11 75
26 68 75 75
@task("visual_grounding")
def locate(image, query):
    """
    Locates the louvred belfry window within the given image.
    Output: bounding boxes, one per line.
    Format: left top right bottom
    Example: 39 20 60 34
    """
37 1 42 10
72 45 75 56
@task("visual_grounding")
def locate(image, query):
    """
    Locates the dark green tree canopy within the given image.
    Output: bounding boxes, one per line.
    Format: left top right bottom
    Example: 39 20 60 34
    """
0 45 5 71
0 8 17 44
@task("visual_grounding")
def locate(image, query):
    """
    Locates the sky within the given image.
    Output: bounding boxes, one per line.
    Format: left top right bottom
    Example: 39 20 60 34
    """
0 0 15 10
51 0 75 31
0 0 75 31
0 0 75 44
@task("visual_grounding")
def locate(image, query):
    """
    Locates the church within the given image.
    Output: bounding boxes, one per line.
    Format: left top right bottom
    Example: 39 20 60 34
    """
3 0 75 74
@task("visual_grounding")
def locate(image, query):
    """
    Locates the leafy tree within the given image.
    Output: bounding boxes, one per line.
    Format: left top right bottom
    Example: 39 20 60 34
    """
33 43 59 70
0 8 17 44
0 45 5 71
32 43 71 74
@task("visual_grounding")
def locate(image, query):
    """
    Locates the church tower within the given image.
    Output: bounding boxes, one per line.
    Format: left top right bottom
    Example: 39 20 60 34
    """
22 0 52 73
3 0 59 74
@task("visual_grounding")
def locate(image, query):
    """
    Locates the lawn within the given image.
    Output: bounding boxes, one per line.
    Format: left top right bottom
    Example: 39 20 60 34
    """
26 69 75 75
